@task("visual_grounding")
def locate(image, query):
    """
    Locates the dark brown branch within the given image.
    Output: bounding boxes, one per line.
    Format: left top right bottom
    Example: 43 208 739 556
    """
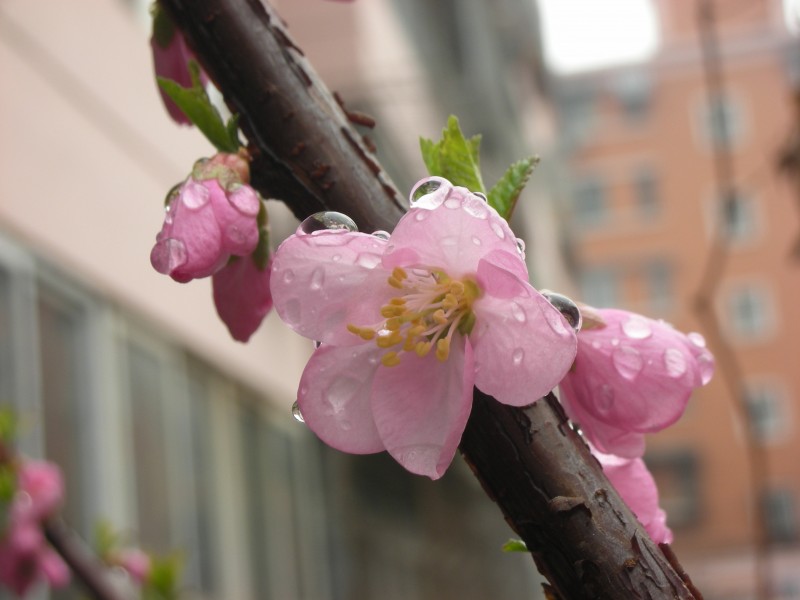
44 520 126 600
159 1 700 597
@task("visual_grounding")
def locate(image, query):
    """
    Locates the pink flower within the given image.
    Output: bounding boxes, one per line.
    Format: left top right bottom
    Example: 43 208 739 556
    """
0 460 69 595
150 12 208 125
559 308 714 458
150 156 261 283
271 178 577 479
117 549 151 585
213 255 273 342
594 448 673 544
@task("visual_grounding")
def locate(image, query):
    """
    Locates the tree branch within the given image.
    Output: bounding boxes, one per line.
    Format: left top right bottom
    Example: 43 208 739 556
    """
158 0 700 597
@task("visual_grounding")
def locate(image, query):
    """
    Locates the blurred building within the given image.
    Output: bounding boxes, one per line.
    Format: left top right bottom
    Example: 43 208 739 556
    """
549 1 800 598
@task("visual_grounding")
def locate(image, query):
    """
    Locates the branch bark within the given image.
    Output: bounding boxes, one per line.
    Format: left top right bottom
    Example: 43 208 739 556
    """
158 0 701 597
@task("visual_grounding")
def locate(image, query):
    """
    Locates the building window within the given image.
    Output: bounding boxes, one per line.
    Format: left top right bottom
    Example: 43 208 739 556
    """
578 267 618 308
726 284 773 340
700 94 744 148
744 381 790 443
572 178 607 228
762 488 798 543
644 260 672 315
612 70 652 123
634 168 659 219
558 88 596 140
646 451 700 529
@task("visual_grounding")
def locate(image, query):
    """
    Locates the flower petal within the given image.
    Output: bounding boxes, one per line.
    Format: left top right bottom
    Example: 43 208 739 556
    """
270 231 394 345
383 186 520 277
212 256 272 342
471 259 576 406
371 339 474 480
297 344 385 454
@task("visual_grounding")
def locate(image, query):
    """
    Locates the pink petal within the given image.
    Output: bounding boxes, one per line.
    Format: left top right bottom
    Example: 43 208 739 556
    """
370 339 474 480
383 186 520 277
213 256 272 342
17 460 63 521
297 344 385 454
270 231 394 346
150 30 207 126
471 259 576 406
39 549 70 588
208 181 260 257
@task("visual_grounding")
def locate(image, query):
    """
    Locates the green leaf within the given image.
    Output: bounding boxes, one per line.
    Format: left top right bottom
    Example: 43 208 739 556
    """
93 519 121 559
0 407 16 443
419 115 485 194
158 62 241 153
502 538 529 553
487 156 539 221
144 554 183 600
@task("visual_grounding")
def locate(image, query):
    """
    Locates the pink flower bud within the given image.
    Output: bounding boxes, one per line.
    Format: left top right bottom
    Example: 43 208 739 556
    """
213 256 273 342
118 549 151 585
150 158 261 283
14 460 64 522
150 25 208 125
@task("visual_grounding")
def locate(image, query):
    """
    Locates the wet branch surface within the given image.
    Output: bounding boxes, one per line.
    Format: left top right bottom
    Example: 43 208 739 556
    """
159 0 700 597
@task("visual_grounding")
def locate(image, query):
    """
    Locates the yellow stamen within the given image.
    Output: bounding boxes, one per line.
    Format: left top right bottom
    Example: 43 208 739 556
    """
436 338 450 362
392 267 408 281
381 352 401 367
376 331 403 348
385 317 403 331
415 341 432 357
433 309 448 325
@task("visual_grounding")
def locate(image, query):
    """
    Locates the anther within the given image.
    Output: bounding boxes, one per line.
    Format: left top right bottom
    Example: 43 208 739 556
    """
436 339 450 361
381 352 401 367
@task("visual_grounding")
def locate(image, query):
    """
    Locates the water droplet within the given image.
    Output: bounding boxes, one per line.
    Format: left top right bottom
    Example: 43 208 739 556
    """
542 292 582 332
622 316 652 340
512 348 525 366
473 192 488 202
444 196 462 209
490 221 506 239
298 211 358 235
409 176 451 208
596 384 615 415
698 352 714 385
511 302 526 323
664 348 687 378
283 269 295 284
310 267 325 291
313 340 322 349
612 346 643 381
324 376 360 414
332 254 342 262
591 340 601 349
291 401 305 423
415 211 428 221
543 304 570 336
226 224 246 244
181 181 211 210
515 238 526 258
462 197 489 219
151 238 187 274
611 338 620 346
371 230 391 241
471 236 482 246
356 253 381 269
688 332 706 348
228 185 260 215
283 298 301 325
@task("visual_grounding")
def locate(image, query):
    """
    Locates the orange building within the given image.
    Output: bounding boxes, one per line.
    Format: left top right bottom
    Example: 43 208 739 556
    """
552 1 800 597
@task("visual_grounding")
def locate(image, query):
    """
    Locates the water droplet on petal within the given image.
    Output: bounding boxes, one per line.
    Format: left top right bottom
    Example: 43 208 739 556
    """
490 221 506 239
283 269 295 284
409 176 451 208
621 316 652 339
226 224 246 245
688 332 706 348
283 298 301 325
313 340 322 349
543 304 570 337
612 346 643 381
332 254 342 262
591 340 601 349
356 253 381 269
371 230 391 241
228 185 260 216
181 181 211 210
542 292 582 332
512 348 525 366
415 211 428 221
473 192 488 202
611 338 620 347
462 197 489 219
664 348 687 378
310 267 325 291
441 236 457 247
298 211 358 235
291 401 305 423
151 238 187 274
471 236 482 246
164 203 174 225
596 384 615 415
698 352 714 385
444 196 462 209
515 238 526 259
324 376 360 414
511 302 526 323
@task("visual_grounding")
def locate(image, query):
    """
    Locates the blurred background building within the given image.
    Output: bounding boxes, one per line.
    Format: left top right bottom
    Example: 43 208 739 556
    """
0 0 799 599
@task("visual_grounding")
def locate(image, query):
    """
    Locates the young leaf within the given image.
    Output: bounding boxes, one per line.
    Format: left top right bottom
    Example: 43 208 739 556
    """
419 115 485 194
502 538 529 553
488 156 539 221
158 61 241 154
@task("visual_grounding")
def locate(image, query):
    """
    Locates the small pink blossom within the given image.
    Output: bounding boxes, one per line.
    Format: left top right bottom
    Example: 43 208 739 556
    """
559 308 714 457
150 156 262 283
150 15 208 125
0 460 69 595
593 448 673 544
271 178 577 479
117 548 152 585
213 255 273 342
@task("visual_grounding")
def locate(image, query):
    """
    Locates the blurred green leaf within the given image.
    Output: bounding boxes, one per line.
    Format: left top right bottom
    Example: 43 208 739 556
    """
488 157 538 221
502 538 529 553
